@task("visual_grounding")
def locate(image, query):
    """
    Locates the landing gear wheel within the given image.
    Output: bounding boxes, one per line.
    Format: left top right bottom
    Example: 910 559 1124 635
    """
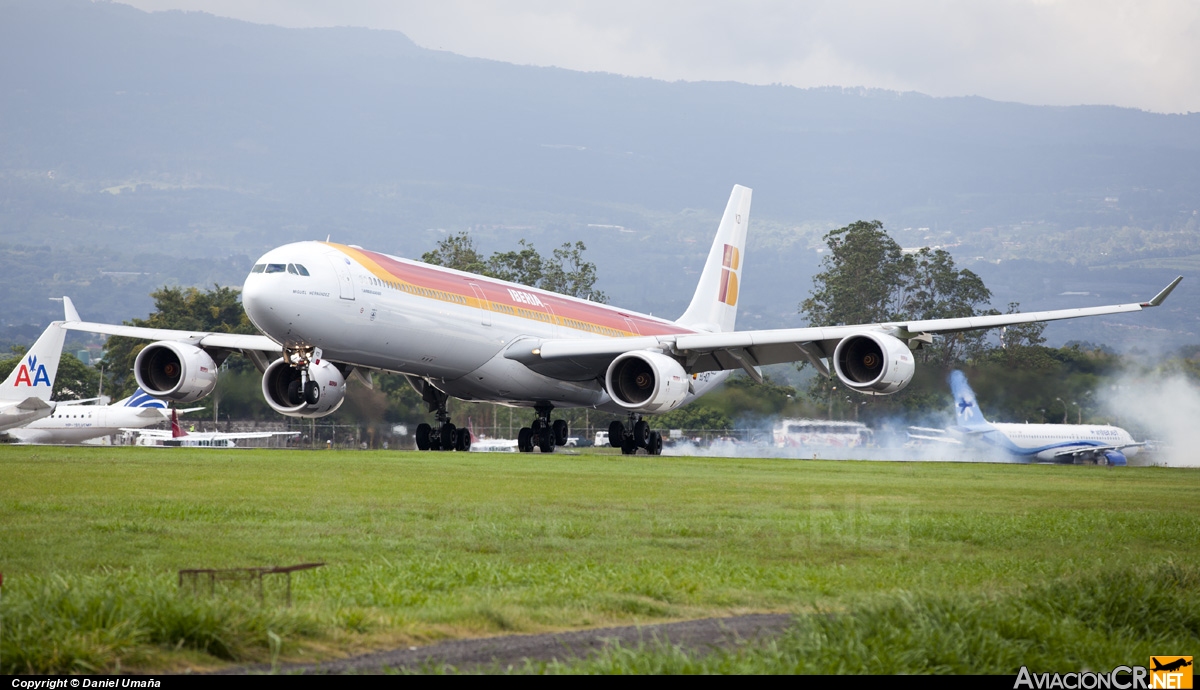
440 423 457 451
517 427 534 453
633 420 650 447
531 418 544 434
538 428 555 453
609 421 625 448
303 380 321 405
456 427 471 451
621 437 637 455
287 380 304 405
552 419 569 446
415 423 432 451
648 431 663 456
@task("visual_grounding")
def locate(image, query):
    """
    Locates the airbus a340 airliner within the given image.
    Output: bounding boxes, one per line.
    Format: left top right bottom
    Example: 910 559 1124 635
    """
62 186 1182 455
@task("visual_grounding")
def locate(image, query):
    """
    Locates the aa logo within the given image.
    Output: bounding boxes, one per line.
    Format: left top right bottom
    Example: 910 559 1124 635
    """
1151 656 1193 689
13 354 51 387
717 243 739 306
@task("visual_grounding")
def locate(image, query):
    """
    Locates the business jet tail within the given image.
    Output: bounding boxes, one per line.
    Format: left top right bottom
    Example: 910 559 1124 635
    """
949 370 993 432
0 321 67 404
676 184 752 333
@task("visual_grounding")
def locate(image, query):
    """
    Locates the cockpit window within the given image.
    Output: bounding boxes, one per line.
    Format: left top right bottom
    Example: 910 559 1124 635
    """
295 264 310 276
251 264 266 273
265 264 286 273
287 264 299 275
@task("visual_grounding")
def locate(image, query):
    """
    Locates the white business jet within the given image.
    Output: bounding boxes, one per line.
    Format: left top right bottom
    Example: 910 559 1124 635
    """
60 185 1182 455
6 388 179 444
0 321 67 432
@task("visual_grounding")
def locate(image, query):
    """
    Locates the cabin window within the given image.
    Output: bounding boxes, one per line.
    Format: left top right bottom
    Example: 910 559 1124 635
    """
265 264 286 273
251 264 266 273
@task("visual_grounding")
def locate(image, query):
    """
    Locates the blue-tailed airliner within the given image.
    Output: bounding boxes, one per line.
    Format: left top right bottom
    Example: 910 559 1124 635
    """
61 186 1182 454
910 370 1142 465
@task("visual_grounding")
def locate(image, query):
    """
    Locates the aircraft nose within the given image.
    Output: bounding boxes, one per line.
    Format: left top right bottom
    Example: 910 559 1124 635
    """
241 272 274 334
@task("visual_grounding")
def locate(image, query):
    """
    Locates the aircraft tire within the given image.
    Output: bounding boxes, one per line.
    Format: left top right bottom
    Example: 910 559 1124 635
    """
303 380 321 405
609 421 624 448
621 437 637 455
649 431 662 456
287 380 304 405
415 423 432 451
633 420 650 447
538 428 555 453
517 427 533 452
440 423 457 451
553 419 569 446
456 427 471 451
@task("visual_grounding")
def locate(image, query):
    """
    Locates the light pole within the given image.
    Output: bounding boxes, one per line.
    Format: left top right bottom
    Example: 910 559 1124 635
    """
1056 397 1068 424
1072 401 1080 424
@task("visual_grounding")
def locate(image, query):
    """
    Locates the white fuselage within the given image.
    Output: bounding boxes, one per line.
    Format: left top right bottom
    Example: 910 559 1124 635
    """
241 242 728 411
8 405 166 444
977 423 1138 461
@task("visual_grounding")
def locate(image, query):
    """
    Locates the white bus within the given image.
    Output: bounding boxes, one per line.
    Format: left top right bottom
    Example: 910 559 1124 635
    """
773 419 873 448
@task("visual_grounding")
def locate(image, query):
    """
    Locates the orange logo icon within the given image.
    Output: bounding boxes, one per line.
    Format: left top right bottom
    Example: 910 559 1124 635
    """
1151 657 1193 689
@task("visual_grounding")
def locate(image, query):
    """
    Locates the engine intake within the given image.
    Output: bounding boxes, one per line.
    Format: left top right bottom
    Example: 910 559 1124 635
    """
134 342 218 403
605 351 690 413
832 333 915 394
262 358 346 418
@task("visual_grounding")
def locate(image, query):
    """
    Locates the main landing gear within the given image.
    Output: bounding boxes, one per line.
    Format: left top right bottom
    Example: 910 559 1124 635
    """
517 405 569 453
410 380 471 452
608 414 663 455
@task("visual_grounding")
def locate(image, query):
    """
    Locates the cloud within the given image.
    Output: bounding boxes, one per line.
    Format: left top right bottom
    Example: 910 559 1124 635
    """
117 0 1200 112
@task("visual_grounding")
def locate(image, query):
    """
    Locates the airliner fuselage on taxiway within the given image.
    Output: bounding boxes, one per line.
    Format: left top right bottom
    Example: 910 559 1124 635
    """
62 185 1182 455
910 371 1142 465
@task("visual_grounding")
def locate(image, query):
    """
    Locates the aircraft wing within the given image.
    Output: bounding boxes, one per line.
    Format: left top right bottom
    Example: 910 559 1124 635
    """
508 277 1182 381
61 320 281 353
1051 442 1145 460
213 431 300 439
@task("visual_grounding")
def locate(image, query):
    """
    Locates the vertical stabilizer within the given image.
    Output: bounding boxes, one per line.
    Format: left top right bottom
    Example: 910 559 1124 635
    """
676 185 752 333
170 409 187 438
0 322 67 403
949 370 993 431
122 388 168 409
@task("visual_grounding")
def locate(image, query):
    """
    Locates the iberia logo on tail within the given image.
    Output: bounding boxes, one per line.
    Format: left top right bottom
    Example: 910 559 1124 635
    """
718 243 739 306
12 354 51 387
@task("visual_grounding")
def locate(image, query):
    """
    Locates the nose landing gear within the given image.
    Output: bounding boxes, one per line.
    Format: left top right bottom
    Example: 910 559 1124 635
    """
608 414 663 455
283 346 323 406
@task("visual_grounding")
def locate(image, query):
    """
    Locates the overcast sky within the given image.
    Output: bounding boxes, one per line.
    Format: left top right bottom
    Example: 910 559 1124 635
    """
117 0 1199 114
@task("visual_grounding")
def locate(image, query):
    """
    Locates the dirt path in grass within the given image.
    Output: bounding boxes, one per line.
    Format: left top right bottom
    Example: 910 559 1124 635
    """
225 613 796 674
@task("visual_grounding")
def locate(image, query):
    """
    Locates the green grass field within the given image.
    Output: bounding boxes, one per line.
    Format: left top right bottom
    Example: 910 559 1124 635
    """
1 446 1197 673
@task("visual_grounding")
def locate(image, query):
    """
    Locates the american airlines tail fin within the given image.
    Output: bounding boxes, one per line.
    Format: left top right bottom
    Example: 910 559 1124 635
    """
676 185 753 333
0 322 67 403
949 370 993 431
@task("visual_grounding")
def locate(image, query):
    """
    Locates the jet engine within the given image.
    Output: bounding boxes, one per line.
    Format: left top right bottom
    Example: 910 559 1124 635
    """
832 333 915 394
605 351 690 413
134 342 218 403
1102 450 1128 466
261 358 346 418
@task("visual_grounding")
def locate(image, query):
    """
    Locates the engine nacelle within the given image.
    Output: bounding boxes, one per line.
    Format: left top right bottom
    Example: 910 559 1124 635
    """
605 351 690 413
1103 450 1128 466
261 358 346 418
833 332 915 394
134 342 218 403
